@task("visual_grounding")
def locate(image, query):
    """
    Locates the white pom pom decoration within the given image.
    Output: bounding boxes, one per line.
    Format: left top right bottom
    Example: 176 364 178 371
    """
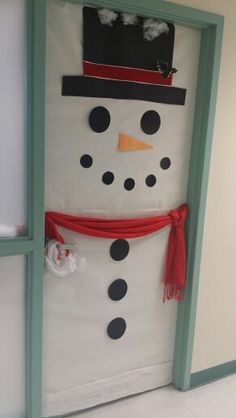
143 19 169 41
121 13 138 25
97 9 118 26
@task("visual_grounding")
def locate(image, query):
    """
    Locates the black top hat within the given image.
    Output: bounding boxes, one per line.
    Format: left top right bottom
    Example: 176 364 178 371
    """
62 7 186 105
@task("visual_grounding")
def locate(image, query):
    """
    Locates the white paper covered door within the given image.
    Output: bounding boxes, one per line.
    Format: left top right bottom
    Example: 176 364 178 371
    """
43 1 200 417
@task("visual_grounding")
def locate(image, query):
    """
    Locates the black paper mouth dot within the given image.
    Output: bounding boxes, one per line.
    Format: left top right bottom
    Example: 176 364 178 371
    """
80 154 93 168
89 106 111 133
102 171 115 185
110 239 130 261
145 174 157 187
124 178 135 191
107 317 126 340
160 157 171 170
141 110 161 135
108 279 128 301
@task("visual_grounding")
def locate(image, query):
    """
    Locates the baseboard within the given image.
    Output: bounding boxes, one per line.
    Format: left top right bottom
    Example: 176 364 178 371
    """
190 360 236 388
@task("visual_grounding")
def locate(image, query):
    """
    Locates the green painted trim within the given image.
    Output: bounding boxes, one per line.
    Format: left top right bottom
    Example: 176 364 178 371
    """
69 0 223 27
173 18 224 391
190 361 236 388
26 0 46 417
27 0 33 241
0 239 33 256
27 1 46 244
26 253 45 418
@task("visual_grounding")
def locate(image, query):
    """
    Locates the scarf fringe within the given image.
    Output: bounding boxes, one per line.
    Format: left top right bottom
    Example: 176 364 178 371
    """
163 284 184 302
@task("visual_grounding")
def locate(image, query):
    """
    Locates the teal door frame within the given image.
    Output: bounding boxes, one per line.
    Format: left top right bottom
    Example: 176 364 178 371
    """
0 1 223 417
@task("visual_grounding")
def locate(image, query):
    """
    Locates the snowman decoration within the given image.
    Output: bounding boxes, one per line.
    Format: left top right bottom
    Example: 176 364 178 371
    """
43 3 194 417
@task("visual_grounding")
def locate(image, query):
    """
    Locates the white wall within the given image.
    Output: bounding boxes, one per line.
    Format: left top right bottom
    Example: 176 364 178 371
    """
169 0 236 373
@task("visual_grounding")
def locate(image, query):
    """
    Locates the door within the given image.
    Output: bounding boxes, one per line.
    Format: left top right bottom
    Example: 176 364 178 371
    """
42 2 201 417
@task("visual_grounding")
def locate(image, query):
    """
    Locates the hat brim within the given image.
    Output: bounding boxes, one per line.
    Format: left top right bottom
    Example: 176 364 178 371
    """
62 76 186 105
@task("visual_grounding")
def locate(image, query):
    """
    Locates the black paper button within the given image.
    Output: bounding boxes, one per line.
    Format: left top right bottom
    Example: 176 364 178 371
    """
102 171 115 185
141 110 161 135
160 157 171 170
89 106 110 133
107 317 126 339
110 239 129 261
108 279 128 301
124 178 135 191
145 174 156 187
80 154 93 168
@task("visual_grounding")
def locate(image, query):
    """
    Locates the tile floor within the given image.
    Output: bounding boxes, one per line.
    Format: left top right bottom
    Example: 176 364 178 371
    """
68 373 236 418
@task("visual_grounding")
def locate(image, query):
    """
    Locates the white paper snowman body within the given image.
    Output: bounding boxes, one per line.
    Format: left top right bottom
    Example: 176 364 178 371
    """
43 2 200 417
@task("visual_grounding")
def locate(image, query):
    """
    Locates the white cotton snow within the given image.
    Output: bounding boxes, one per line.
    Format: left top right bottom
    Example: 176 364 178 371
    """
97 9 118 26
121 12 138 25
143 19 169 41
0 225 16 236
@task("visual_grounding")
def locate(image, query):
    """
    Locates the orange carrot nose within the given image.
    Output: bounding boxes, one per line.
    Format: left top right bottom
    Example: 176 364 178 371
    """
118 132 153 152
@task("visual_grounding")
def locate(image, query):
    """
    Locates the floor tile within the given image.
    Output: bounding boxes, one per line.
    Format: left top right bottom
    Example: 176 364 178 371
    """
189 393 236 418
68 401 136 418
60 377 236 418
214 373 236 396
123 386 186 418
169 411 195 418
171 382 223 409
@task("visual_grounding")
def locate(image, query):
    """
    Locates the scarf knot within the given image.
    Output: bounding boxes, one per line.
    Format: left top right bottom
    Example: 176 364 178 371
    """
169 205 186 228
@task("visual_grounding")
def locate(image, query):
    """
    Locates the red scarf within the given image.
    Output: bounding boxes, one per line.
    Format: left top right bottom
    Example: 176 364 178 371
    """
45 204 188 301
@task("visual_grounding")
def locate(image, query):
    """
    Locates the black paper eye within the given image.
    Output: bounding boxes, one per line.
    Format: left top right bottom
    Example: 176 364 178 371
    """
140 110 161 135
89 106 110 133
